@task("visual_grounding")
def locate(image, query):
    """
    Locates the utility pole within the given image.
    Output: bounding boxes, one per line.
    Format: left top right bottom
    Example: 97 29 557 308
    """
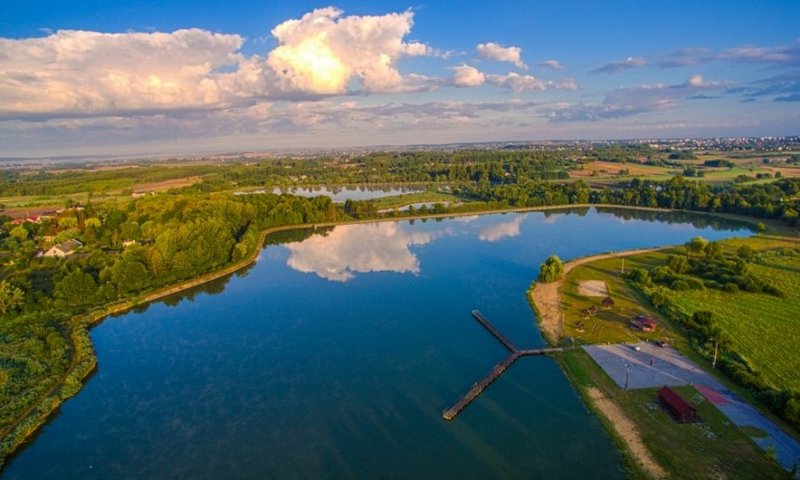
712 338 719 368
621 258 625 275
624 362 630 390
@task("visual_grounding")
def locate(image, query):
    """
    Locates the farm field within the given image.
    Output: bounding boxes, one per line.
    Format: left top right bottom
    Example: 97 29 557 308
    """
671 250 800 391
569 160 677 180
561 235 800 392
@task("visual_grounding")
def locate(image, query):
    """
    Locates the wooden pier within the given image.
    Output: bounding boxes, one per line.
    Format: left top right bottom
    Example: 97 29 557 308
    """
443 311 569 421
471 310 518 352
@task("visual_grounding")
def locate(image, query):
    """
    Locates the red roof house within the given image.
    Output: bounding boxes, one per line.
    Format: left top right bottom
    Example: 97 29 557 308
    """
630 315 657 333
657 386 697 423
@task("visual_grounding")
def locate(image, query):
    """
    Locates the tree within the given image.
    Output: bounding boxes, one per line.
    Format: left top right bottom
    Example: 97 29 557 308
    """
58 217 78 229
538 255 564 283
0 281 24 315
737 245 754 260
686 236 708 255
668 254 690 274
54 270 97 306
84 217 102 229
9 225 28 241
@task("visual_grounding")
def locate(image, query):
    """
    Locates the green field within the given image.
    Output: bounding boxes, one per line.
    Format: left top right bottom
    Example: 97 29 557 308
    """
561 235 800 392
558 349 784 480
671 249 800 390
368 190 464 209
561 253 676 345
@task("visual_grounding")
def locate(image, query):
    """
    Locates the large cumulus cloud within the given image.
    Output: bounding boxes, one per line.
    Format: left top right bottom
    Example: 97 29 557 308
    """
0 7 439 119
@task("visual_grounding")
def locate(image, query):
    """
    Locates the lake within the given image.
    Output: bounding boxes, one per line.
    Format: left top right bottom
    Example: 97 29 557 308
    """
272 186 423 202
1 207 751 479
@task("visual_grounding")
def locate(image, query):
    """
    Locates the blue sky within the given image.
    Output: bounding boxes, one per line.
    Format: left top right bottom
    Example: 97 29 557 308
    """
1 1 798 157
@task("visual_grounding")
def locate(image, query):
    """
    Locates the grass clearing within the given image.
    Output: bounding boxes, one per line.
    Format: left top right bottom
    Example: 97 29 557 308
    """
369 191 465 209
561 248 683 346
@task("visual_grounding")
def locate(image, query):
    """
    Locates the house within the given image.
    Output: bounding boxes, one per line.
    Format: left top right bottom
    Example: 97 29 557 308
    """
630 315 657 333
43 239 83 258
122 240 137 248
602 297 615 309
657 386 697 423
12 215 41 225
582 305 599 317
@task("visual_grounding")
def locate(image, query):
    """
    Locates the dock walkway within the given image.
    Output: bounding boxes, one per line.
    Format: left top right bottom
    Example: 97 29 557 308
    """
443 311 569 421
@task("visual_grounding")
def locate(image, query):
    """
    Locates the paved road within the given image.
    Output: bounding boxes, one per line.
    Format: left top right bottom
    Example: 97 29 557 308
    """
584 342 800 472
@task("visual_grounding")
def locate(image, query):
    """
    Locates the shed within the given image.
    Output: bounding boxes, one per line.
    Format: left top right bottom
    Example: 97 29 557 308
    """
630 315 657 333
602 297 615 308
582 305 599 316
657 386 697 423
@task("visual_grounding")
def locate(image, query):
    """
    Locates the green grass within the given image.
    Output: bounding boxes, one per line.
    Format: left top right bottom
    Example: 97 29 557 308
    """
562 235 800 392
558 349 785 480
561 249 684 346
670 248 800 391
369 191 465 209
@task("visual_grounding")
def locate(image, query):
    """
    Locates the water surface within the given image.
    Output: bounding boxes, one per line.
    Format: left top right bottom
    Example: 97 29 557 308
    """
1 207 751 479
272 186 423 202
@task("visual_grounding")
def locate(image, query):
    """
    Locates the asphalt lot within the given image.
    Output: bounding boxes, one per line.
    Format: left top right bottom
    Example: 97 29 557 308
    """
584 342 800 472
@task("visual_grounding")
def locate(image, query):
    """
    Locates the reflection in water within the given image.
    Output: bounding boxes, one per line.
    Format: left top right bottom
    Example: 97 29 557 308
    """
595 207 754 231
478 215 526 242
285 222 445 281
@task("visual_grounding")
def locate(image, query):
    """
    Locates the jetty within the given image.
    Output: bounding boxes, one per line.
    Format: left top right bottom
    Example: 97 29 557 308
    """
443 310 569 421
471 310 517 352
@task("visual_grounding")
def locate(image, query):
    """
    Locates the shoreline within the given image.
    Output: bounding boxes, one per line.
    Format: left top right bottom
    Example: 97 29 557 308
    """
527 236 800 478
0 202 771 469
528 246 675 479
529 246 672 345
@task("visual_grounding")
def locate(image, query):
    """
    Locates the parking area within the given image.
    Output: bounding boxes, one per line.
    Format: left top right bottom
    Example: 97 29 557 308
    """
583 341 800 472
583 341 712 389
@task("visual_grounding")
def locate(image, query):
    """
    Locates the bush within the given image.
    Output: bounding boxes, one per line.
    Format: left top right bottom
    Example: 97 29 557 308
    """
668 254 690 274
673 280 690 291
686 277 705 290
628 267 651 285
724 282 740 294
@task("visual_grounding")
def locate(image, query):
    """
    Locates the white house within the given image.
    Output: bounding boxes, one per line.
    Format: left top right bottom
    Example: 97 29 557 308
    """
43 239 83 258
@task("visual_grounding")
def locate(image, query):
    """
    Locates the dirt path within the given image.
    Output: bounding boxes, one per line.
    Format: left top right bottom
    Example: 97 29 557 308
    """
586 387 668 479
529 247 668 344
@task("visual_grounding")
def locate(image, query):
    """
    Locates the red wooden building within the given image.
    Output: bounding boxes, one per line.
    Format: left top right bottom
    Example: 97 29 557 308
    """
657 386 697 423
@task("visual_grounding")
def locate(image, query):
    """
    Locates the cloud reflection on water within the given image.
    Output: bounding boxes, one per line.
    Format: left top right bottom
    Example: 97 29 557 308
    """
285 222 446 281
478 215 526 242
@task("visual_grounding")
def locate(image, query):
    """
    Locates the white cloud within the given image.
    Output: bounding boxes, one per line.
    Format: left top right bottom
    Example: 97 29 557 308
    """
451 64 485 87
536 60 564 70
591 56 646 74
285 222 442 281
0 7 442 119
478 216 525 242
544 75 728 122
0 29 243 117
267 7 437 95
477 42 526 69
488 72 578 93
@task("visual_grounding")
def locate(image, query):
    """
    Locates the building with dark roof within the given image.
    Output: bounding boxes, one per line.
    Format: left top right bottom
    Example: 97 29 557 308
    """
657 386 697 423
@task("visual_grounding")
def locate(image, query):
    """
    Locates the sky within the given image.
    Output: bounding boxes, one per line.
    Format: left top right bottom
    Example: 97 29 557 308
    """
1 1 799 157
